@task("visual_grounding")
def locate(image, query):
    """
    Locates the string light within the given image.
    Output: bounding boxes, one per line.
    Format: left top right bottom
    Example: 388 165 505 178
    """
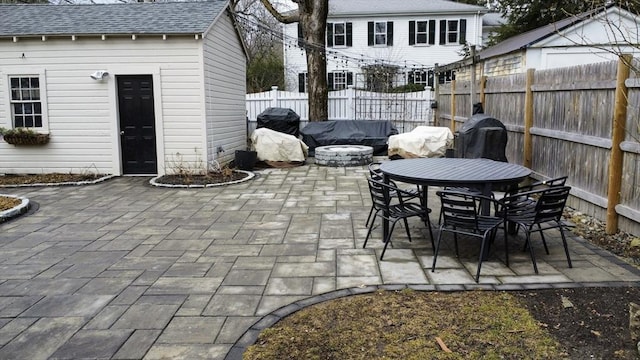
233 13 437 72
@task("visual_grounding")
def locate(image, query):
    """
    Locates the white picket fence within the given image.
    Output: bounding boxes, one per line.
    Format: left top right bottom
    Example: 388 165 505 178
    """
246 87 434 134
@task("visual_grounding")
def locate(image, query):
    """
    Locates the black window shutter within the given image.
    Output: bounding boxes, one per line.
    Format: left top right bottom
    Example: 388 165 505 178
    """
409 21 415 45
428 70 434 87
326 23 334 47
328 73 335 90
347 72 353 86
297 23 304 47
387 21 393 46
346 22 352 47
459 19 467 44
298 73 305 93
368 21 374 46
408 72 415 84
439 20 446 44
428 20 436 45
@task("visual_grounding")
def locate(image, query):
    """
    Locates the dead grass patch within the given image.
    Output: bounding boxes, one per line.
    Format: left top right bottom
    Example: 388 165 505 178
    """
244 289 565 360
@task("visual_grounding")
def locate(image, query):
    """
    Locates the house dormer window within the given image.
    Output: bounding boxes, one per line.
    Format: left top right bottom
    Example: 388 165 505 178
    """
439 19 467 45
368 21 393 46
327 22 352 47
409 20 436 45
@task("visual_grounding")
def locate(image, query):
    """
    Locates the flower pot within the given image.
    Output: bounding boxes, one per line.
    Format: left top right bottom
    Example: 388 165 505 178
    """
445 148 455 158
2 133 50 146
234 150 257 171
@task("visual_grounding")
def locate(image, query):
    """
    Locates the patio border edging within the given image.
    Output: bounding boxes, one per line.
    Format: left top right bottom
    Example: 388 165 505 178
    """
224 281 640 360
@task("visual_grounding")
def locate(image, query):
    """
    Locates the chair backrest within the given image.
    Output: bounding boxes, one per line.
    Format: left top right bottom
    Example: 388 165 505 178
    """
510 176 568 196
368 162 384 181
437 190 481 231
367 178 394 211
369 162 402 189
540 176 568 187
534 186 571 223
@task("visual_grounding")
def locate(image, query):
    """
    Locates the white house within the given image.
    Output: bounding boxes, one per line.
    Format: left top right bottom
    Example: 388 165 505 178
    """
449 4 640 78
0 1 247 176
283 0 487 92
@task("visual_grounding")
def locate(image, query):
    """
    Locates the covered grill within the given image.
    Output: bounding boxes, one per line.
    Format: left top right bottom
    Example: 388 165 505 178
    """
256 107 301 138
455 114 508 162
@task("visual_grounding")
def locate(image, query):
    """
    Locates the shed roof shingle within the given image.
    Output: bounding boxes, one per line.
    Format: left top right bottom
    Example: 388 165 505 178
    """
0 1 228 37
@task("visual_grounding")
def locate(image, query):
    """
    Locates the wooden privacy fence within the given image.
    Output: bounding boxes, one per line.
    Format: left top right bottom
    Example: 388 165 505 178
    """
436 56 640 236
246 87 434 134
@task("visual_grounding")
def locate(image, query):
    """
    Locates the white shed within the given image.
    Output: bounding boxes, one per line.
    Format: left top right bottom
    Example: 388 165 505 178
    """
0 1 247 176
447 5 640 79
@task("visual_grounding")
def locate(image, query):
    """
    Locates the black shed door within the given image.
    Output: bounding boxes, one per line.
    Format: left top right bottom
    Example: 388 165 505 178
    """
117 75 157 174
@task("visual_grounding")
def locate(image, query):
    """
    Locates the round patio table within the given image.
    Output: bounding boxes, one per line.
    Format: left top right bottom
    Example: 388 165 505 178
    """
379 158 531 198
379 158 531 252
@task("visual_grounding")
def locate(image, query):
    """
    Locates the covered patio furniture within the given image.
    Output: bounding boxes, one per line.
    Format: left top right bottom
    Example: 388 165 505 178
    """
455 114 508 162
387 126 454 159
250 127 308 163
300 120 398 156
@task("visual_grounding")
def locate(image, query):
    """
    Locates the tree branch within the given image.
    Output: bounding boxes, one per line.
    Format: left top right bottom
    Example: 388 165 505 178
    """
258 0 299 23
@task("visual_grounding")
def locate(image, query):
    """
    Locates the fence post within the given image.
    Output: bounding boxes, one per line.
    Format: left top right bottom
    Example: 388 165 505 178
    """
270 86 278 107
450 79 456 132
469 45 476 116
523 69 535 169
479 76 487 108
606 54 631 234
347 86 355 120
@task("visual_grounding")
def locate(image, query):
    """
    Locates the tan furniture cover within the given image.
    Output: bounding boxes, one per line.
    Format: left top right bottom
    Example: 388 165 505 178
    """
388 126 454 158
250 127 308 162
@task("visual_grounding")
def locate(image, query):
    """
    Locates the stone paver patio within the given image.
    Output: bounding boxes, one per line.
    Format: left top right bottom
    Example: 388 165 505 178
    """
0 162 639 359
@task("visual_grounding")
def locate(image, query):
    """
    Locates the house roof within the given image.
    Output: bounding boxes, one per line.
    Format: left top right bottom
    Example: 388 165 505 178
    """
329 0 487 17
477 6 607 60
0 1 228 37
482 12 505 27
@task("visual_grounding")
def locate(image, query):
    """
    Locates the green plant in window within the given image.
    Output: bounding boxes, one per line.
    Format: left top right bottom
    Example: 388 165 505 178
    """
0 127 49 145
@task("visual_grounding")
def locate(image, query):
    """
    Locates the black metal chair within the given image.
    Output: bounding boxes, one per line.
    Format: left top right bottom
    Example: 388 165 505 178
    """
365 162 422 227
504 176 568 199
438 186 484 224
431 190 505 283
501 186 573 274
363 178 433 260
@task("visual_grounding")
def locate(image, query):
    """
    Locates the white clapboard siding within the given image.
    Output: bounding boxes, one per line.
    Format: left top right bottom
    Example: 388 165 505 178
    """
0 35 208 175
202 11 248 164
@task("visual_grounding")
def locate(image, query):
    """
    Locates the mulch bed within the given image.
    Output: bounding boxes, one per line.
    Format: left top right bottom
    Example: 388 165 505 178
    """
153 171 248 186
0 173 106 185
518 286 640 359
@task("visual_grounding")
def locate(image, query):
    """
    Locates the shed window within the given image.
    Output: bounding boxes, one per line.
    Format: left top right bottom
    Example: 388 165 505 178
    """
9 76 43 128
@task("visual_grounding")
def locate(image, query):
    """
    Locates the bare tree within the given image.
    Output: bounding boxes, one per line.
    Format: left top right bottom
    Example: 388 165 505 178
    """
232 0 285 92
253 0 329 121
